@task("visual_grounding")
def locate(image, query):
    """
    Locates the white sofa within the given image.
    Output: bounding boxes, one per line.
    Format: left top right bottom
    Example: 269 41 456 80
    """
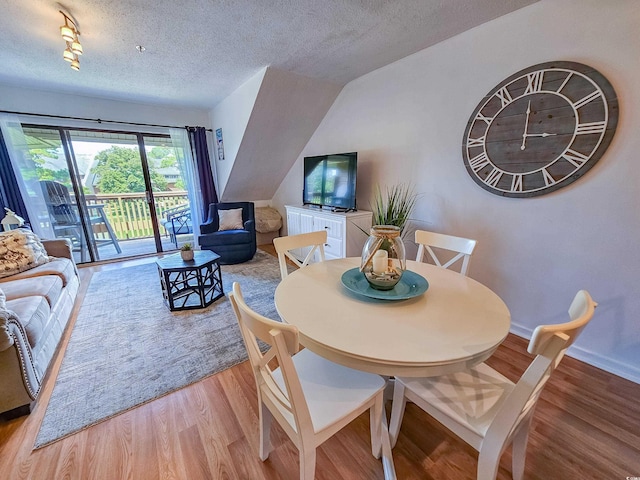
0 238 79 416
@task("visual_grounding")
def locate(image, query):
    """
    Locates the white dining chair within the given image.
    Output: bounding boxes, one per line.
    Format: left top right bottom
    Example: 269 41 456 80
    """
273 230 327 280
388 290 596 480
414 229 477 276
229 282 386 479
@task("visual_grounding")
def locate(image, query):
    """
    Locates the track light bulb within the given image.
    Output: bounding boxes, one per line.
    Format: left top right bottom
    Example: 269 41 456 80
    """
71 40 83 55
63 47 74 62
60 24 75 42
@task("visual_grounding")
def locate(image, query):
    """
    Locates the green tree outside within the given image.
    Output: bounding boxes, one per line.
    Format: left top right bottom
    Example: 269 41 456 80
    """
92 146 168 193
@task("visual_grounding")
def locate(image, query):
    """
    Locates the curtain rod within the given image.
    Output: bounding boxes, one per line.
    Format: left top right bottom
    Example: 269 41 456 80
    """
0 109 213 132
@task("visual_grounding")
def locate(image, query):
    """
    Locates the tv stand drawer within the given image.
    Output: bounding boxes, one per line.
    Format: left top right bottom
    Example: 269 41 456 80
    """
323 236 343 257
313 217 343 238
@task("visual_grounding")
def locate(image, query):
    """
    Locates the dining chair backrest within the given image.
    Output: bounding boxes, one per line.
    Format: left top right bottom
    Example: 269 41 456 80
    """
482 290 597 477
414 229 477 276
229 282 312 443
528 290 595 357
273 230 327 280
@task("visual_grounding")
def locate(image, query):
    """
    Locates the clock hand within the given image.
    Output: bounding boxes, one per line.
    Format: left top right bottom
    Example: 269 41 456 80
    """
524 132 558 138
521 100 531 151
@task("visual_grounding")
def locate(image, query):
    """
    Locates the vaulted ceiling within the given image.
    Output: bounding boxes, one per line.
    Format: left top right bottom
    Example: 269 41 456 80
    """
0 0 538 108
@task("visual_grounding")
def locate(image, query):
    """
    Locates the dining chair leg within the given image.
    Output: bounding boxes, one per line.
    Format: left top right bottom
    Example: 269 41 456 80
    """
370 396 383 459
380 405 398 480
511 417 533 480
388 381 407 448
300 447 316 480
259 402 272 461
477 448 501 480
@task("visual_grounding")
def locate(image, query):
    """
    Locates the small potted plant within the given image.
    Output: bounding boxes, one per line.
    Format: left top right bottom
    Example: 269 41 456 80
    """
180 242 194 261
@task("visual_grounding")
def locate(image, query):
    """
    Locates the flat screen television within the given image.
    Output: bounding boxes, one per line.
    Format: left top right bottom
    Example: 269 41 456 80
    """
303 152 357 211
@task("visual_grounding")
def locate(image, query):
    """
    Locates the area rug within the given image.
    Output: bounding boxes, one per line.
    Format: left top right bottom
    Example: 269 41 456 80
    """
34 250 282 449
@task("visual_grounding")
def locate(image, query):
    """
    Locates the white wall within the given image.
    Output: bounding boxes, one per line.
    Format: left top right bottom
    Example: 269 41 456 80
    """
273 0 640 383
210 68 266 197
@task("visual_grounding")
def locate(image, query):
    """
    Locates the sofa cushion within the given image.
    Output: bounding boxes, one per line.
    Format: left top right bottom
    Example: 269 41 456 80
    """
0 257 76 287
0 287 5 309
1 275 63 308
0 229 50 279
5 296 51 348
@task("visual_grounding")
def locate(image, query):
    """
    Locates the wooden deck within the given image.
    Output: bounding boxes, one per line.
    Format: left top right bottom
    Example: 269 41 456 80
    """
75 232 195 264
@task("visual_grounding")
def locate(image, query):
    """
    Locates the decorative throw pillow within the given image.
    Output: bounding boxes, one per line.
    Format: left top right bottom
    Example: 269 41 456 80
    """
0 228 51 279
218 208 244 231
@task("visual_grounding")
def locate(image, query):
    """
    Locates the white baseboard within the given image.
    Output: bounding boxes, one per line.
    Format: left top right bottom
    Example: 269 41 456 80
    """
509 323 640 385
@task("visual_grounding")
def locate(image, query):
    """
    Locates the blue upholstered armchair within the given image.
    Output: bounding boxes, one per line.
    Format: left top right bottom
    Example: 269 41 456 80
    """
198 202 257 264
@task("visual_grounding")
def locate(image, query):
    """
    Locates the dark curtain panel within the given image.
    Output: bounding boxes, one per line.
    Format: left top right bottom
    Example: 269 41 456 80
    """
0 128 29 223
187 126 218 221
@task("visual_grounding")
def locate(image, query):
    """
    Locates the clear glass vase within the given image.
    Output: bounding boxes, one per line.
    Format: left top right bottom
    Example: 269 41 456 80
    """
360 225 406 290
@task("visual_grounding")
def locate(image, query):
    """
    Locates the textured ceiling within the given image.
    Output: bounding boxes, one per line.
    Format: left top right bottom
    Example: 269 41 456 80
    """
0 0 538 108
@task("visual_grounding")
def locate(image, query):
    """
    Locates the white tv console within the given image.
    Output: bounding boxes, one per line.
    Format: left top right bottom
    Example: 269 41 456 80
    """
285 205 373 261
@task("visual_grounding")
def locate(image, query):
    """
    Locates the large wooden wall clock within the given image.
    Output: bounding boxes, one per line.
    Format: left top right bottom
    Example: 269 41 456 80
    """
462 61 618 197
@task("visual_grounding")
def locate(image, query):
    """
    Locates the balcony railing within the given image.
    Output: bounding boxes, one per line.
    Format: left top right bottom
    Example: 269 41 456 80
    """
85 192 189 240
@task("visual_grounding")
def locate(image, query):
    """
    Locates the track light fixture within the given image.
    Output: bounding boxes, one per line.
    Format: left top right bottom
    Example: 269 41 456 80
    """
59 11 83 71
63 47 75 62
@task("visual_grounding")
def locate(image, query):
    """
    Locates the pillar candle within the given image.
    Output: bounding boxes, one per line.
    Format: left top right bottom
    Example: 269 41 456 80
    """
372 249 388 274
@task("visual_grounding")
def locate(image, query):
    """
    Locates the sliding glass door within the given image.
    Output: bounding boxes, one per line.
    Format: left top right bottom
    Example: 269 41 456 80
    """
142 135 195 252
21 125 194 263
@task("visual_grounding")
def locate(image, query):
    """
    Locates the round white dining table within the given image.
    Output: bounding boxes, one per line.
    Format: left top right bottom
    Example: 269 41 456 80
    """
274 257 511 378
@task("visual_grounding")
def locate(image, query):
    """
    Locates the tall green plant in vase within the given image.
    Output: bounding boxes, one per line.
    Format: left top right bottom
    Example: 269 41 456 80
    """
371 183 418 235
358 183 418 283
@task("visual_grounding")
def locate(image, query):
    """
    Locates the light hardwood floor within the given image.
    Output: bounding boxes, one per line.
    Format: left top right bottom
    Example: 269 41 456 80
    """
1 247 639 479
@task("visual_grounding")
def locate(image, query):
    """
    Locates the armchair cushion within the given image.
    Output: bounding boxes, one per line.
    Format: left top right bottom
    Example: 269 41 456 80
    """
218 208 244 231
199 229 254 247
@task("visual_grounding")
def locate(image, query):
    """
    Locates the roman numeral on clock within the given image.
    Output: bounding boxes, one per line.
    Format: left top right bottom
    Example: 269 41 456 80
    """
573 90 602 109
525 71 544 94
576 121 606 135
485 168 503 187
562 149 589 167
467 135 486 147
556 72 573 93
475 113 494 125
468 152 490 173
495 87 513 107
510 174 523 192
542 168 556 187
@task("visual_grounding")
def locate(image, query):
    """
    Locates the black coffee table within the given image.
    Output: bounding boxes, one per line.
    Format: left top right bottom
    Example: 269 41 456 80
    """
156 250 224 311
